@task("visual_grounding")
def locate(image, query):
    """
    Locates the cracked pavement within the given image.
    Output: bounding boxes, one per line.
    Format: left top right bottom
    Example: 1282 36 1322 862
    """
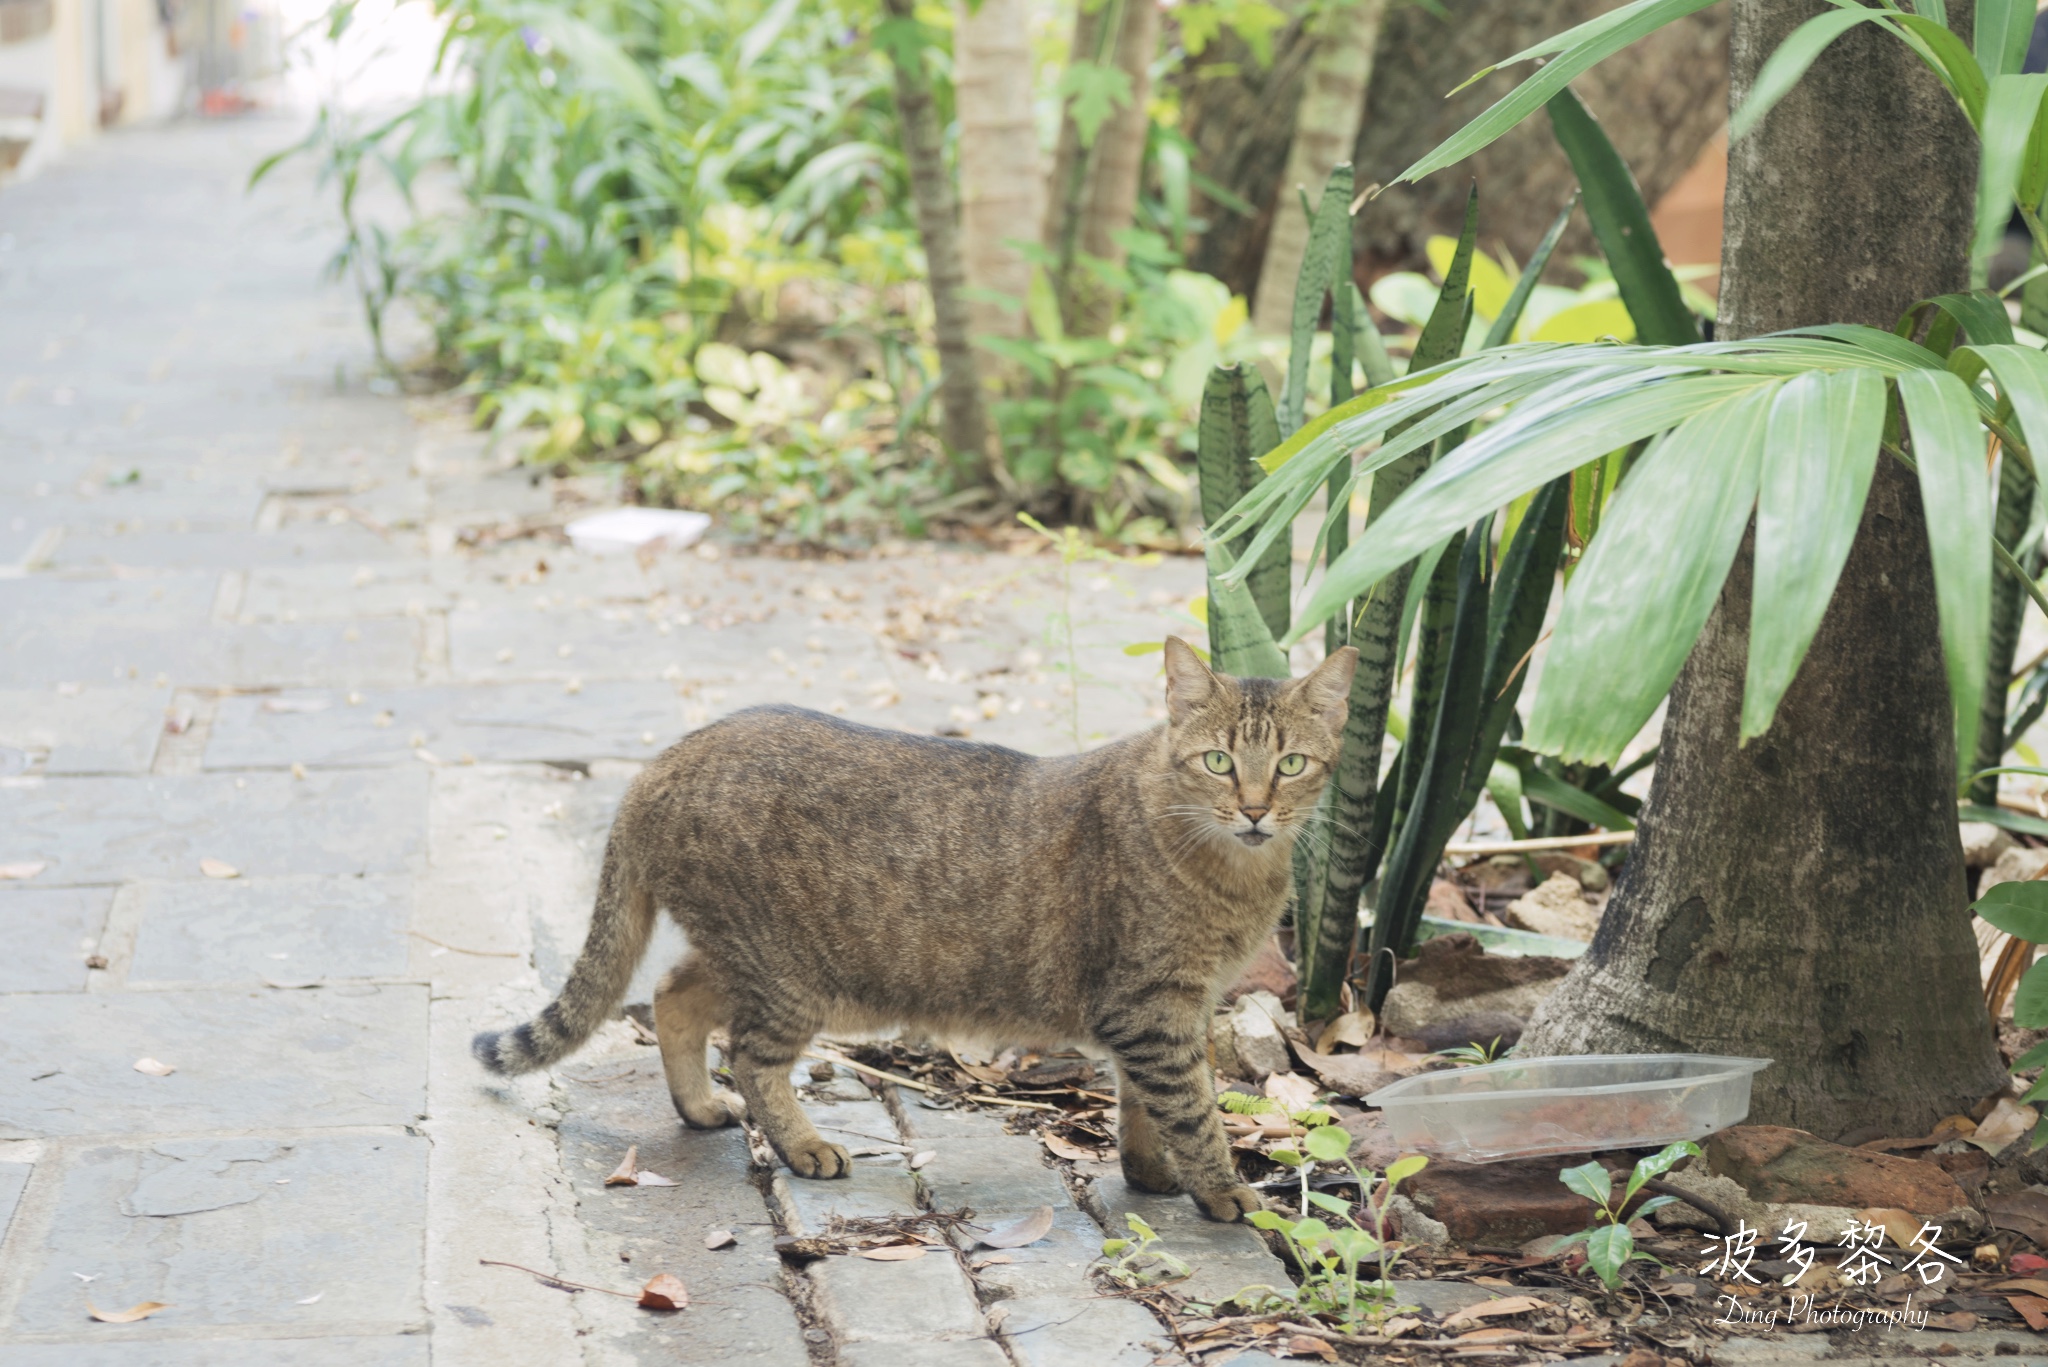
0 115 1305 1366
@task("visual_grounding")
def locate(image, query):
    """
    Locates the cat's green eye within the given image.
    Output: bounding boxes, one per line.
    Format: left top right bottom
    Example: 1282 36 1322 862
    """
1277 753 1306 776
1203 751 1234 775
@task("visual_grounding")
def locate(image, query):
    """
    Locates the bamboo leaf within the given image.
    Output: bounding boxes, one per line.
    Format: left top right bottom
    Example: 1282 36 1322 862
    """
1525 386 1773 763
1975 76 2048 289
1893 13 1989 127
1978 0 2035 79
1548 89 1700 347
1729 8 1884 142
1968 343 2048 460
1743 370 1886 740
1900 368 1995 772
1400 0 1722 184
1289 371 1769 642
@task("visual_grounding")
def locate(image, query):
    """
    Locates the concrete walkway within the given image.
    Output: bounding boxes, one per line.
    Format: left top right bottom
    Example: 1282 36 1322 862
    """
0 118 1289 1365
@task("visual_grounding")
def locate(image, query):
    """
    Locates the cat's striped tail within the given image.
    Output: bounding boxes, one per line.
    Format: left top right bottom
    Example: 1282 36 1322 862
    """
472 842 656 1075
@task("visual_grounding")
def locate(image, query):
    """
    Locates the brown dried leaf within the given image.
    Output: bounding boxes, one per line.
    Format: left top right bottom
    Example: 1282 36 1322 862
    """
1381 1316 1423 1338
0 861 48 880
88 1300 170 1323
132 1057 175 1077
1926 1311 1979 1332
1970 1098 2038 1154
1854 1208 1923 1250
1283 1334 1338 1361
198 858 239 880
1312 1010 1375 1054
637 1273 688 1310
2010 1296 2048 1331
948 1047 1007 1086
856 1243 928 1261
1990 1278 2048 1298
1042 1132 1108 1162
1293 1047 1400 1099
1441 1295 1548 1328
1262 1072 1319 1112
971 1254 1014 1270
974 1206 1055 1249
605 1145 639 1186
1988 1191 2048 1245
704 1229 736 1250
1454 1326 1528 1343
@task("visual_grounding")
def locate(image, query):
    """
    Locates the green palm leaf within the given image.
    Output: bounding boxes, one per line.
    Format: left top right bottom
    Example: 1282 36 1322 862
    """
1525 386 1771 762
1742 369 1886 740
1900 367 1995 770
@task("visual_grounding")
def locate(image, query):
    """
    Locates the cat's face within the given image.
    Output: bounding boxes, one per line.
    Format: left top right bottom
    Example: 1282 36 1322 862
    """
1159 638 1357 853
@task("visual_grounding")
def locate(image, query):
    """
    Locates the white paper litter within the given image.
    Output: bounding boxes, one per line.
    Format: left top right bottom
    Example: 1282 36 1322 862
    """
566 508 711 556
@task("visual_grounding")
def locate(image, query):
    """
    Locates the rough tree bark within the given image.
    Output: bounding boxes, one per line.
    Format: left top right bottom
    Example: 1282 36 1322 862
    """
1179 0 1727 297
1044 0 1163 336
1519 1 2006 1137
953 0 1043 356
880 0 991 472
1247 0 1388 336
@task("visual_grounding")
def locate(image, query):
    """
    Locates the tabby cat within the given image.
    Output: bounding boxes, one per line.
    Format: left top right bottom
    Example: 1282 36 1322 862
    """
474 637 1357 1221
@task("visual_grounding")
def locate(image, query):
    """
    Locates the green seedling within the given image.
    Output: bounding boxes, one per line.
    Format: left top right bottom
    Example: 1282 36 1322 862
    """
1434 1035 1512 1066
1098 1212 1191 1288
1556 1140 1699 1290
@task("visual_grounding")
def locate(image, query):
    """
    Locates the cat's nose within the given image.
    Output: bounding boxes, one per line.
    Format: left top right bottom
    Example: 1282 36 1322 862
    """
1240 805 1270 824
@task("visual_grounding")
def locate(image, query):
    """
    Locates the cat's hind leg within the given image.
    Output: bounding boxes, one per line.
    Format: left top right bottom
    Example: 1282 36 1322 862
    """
726 1006 850 1179
654 953 740 1129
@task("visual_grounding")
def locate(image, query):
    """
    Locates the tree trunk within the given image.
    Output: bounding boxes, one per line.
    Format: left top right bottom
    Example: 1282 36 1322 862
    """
1179 0 1728 297
1044 0 1163 336
953 0 1043 356
881 0 991 473
1248 0 1387 336
1519 1 2006 1138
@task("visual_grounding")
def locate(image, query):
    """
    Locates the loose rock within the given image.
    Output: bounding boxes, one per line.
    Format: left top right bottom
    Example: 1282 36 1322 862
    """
1401 1153 1605 1245
1532 851 1611 893
1502 872 1601 941
1224 936 1296 1003
1426 879 1482 923
1982 845 2048 892
1707 1125 1969 1216
1385 1193 1451 1252
1224 991 1292 1082
1961 821 2017 870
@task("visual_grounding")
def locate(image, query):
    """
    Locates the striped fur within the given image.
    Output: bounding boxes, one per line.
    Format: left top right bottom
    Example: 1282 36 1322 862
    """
472 638 1356 1218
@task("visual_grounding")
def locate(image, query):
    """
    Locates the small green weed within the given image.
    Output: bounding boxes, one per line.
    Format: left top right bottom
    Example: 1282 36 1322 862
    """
1556 1140 1700 1290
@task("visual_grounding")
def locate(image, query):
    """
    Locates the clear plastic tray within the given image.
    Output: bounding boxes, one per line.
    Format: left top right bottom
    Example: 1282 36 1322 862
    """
1364 1053 1771 1163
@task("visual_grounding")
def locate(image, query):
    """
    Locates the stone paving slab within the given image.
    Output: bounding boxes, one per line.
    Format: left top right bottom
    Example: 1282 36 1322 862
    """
3 1132 427 1336
917 1134 1073 1216
0 770 429 884
206 683 688 769
237 563 450 621
0 619 422 690
0 687 167 773
0 1160 27 1238
0 888 113 992
0 1335 431 1366
0 985 428 1137
810 1252 988 1342
125 876 412 985
1000 1293 1172 1367
448 608 878 683
48 525 418 570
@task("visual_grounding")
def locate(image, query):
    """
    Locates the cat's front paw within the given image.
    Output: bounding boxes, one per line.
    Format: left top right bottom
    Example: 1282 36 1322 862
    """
783 1137 853 1179
1191 1183 1262 1222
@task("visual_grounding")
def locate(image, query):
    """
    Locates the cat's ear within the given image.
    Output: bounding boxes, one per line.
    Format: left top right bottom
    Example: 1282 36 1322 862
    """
1292 646 1357 737
1162 637 1218 724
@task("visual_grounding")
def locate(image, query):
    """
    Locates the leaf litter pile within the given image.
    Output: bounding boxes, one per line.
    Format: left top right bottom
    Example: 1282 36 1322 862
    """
808 964 2048 1363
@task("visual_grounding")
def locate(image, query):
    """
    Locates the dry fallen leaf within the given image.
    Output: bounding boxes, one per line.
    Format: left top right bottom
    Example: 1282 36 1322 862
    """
2010 1296 2048 1331
1991 1278 2048 1297
1454 1326 1528 1343
633 1171 677 1187
0 861 48 880
605 1146 640 1186
1440 1295 1548 1329
704 1230 735 1250
1263 1071 1319 1112
199 859 238 880
1854 1208 1923 1250
132 1058 175 1077
1283 1333 1338 1361
1926 1310 1979 1332
637 1273 688 1311
1380 1316 1423 1338
1988 1190 2048 1245
1294 1048 1401 1100
856 1244 927 1261
1312 1010 1375 1055
1041 1133 1107 1162
948 1046 1008 1086
908 1150 936 1170
971 1254 1014 1270
88 1301 170 1324
975 1206 1055 1249
1969 1098 2038 1154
